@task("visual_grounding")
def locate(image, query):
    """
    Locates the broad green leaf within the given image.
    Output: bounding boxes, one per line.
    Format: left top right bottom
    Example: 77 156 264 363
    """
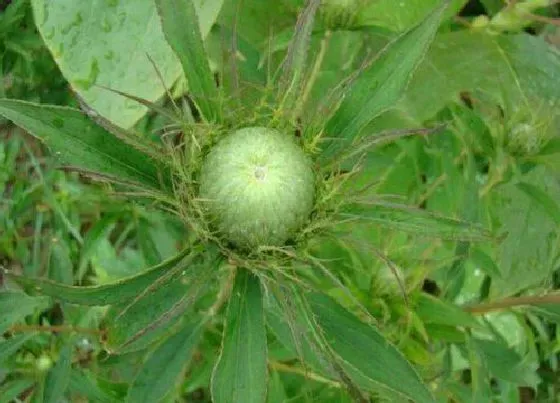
416 294 480 328
30 0 222 128
156 0 221 122
397 32 560 124
126 318 205 402
0 100 169 191
357 0 467 32
43 343 73 403
211 269 268 403
321 2 447 161
31 0 180 128
7 247 193 306
339 203 489 241
516 182 560 226
0 291 50 334
491 167 560 296
307 293 434 403
473 339 540 388
0 334 34 364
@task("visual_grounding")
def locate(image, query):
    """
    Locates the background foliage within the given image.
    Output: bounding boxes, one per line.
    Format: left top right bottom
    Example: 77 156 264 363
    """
1 0 559 402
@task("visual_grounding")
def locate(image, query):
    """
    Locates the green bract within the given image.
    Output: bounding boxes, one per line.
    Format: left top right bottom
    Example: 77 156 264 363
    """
199 127 315 249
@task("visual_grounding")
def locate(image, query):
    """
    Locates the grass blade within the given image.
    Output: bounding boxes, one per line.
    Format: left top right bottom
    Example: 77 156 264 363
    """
155 0 221 122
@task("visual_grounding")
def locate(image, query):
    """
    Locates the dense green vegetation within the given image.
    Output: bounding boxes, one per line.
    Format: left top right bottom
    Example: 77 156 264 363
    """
1 0 559 402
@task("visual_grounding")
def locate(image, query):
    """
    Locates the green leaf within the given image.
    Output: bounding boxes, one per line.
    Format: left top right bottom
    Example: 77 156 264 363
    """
103 266 201 354
155 0 221 122
339 203 489 241
398 32 560 124
0 100 169 191
277 0 321 110
321 1 447 161
126 318 205 402
7 247 194 306
67 370 116 403
48 237 73 285
307 293 434 403
416 294 480 328
469 248 501 278
516 182 560 226
43 343 73 403
31 0 182 128
531 304 560 324
0 291 50 334
0 379 35 403
491 168 560 296
357 0 467 32
473 339 540 388
0 334 34 364
211 269 268 403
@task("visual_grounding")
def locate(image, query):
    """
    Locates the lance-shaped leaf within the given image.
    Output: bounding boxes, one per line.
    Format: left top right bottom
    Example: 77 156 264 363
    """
339 202 490 242
126 317 206 402
211 269 268 403
156 0 221 122
103 262 211 354
277 0 321 111
321 1 448 162
7 247 194 306
0 100 170 191
307 293 435 403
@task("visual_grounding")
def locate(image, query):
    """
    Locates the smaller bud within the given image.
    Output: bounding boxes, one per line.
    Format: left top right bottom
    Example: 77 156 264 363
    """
35 354 53 372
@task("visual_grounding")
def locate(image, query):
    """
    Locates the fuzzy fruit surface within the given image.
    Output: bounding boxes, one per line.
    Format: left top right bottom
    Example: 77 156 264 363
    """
199 127 315 249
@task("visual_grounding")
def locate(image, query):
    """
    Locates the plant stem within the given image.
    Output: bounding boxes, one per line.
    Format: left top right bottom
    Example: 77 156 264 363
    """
269 360 341 388
463 293 560 314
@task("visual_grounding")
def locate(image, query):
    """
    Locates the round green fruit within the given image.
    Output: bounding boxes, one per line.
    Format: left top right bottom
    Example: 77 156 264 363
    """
199 127 315 249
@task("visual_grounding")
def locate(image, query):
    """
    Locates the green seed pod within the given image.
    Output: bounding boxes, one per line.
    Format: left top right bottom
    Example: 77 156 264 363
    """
199 127 315 250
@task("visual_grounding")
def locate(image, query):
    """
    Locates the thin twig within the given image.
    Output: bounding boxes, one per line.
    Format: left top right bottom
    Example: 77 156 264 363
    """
463 294 560 314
